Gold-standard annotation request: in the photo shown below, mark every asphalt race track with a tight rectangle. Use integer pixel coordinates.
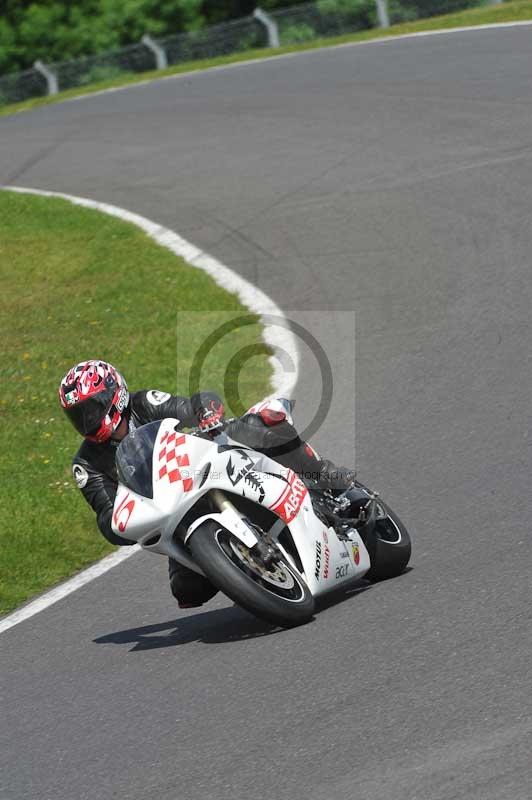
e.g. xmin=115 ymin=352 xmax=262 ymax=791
xmin=2 ymin=26 xmax=532 ymax=800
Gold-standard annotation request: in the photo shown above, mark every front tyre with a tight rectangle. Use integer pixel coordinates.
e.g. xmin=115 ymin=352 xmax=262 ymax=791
xmin=365 ymin=501 xmax=412 ymax=582
xmin=188 ymin=521 xmax=315 ymax=628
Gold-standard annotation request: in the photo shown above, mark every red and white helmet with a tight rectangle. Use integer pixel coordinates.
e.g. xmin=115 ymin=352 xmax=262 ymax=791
xmin=59 ymin=360 xmax=129 ymax=443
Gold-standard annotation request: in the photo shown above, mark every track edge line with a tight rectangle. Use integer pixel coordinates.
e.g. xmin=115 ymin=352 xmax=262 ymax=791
xmin=35 ymin=19 xmax=532 ymax=107
xmin=0 ymin=185 xmax=299 ymax=633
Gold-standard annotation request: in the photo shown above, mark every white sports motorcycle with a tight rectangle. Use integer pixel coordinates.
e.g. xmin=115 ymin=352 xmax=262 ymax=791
xmin=112 ymin=400 xmax=411 ymax=628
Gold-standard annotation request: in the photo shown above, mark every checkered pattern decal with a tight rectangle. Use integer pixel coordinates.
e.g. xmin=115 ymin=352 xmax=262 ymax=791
xmin=157 ymin=431 xmax=193 ymax=491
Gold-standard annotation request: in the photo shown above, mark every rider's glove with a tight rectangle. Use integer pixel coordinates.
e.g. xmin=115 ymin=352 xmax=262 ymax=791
xmin=198 ymin=401 xmax=225 ymax=435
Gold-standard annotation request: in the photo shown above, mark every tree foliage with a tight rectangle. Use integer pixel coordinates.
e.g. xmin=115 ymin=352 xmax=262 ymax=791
xmin=0 ymin=0 xmax=222 ymax=73
xmin=1 ymin=0 xmax=476 ymax=76
xmin=0 ymin=0 xmax=396 ymax=75
xmin=0 ymin=0 xmax=322 ymax=73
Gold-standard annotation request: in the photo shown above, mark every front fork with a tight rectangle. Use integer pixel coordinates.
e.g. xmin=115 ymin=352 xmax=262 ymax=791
xmin=209 ymin=489 xmax=281 ymax=566
xmin=185 ymin=489 xmax=259 ymax=548
xmin=210 ymin=488 xmax=239 ymax=515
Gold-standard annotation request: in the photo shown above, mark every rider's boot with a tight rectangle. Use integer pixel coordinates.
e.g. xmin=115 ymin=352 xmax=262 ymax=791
xmin=228 ymin=412 xmax=356 ymax=498
xmin=272 ymin=438 xmax=356 ymax=497
xmin=315 ymin=458 xmax=356 ymax=496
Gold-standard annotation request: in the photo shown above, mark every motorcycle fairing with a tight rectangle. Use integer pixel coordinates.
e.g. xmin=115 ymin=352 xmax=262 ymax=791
xmin=112 ymin=418 xmax=370 ymax=597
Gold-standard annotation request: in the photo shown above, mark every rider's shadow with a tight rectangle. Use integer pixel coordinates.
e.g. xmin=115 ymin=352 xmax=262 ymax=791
xmin=93 ymin=605 xmax=281 ymax=652
xmin=93 ymin=581 xmax=378 ymax=652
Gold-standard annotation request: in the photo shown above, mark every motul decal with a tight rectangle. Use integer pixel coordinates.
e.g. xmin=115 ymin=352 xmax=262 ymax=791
xmin=113 ymin=493 xmax=136 ymax=533
xmin=315 ymin=540 xmax=322 ymax=580
xmin=270 ymin=471 xmax=308 ymax=524
xmin=314 ymin=532 xmax=330 ymax=580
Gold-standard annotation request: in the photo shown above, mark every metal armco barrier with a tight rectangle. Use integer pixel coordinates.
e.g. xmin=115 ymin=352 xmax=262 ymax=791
xmin=0 ymin=0 xmax=491 ymax=107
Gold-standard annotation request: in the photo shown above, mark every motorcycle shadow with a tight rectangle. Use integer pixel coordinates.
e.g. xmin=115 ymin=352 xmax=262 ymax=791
xmin=93 ymin=574 xmax=407 ymax=652
xmin=315 ymin=568 xmax=413 ymax=613
xmin=93 ymin=604 xmax=281 ymax=652
xmin=314 ymin=579 xmax=372 ymax=614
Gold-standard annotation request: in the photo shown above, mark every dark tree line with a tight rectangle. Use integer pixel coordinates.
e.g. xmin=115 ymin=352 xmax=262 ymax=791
xmin=0 ymin=0 xmax=483 ymax=75
xmin=0 ymin=0 xmax=308 ymax=74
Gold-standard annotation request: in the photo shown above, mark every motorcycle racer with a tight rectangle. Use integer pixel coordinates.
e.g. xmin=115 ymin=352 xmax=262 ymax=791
xmin=59 ymin=359 xmax=353 ymax=608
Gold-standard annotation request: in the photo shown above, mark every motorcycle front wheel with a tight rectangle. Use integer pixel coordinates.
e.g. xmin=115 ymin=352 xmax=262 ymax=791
xmin=188 ymin=521 xmax=315 ymax=628
xmin=365 ymin=500 xmax=412 ymax=582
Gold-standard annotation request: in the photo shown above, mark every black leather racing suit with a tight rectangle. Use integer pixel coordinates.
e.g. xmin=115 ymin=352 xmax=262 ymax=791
xmin=72 ymin=389 xmax=324 ymax=607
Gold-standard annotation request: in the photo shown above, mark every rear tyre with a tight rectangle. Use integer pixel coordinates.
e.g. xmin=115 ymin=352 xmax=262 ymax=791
xmin=188 ymin=521 xmax=315 ymax=628
xmin=365 ymin=501 xmax=412 ymax=582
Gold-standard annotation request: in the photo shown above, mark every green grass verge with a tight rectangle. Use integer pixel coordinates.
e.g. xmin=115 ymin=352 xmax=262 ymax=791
xmin=0 ymin=190 xmax=272 ymax=615
xmin=1 ymin=1 xmax=532 ymax=118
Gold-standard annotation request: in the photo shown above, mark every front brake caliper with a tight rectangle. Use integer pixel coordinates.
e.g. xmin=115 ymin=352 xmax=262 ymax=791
xmin=251 ymin=539 xmax=282 ymax=567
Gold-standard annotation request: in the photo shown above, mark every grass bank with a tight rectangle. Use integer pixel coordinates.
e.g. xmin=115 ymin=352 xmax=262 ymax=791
xmin=0 ymin=190 xmax=272 ymax=615
xmin=1 ymin=1 xmax=532 ymax=118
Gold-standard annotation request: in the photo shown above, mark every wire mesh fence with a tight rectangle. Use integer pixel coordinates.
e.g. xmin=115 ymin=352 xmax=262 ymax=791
xmin=389 ymin=0 xmax=486 ymax=23
xmin=0 ymin=0 xmax=498 ymax=107
xmin=271 ymin=1 xmax=375 ymax=43
xmin=52 ymin=43 xmax=154 ymax=92
xmin=160 ymin=16 xmax=266 ymax=65
xmin=0 ymin=68 xmax=48 ymax=106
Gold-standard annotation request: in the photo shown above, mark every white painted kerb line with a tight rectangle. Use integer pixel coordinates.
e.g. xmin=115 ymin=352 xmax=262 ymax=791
xmin=0 ymin=186 xmax=299 ymax=634
xmin=6 ymin=186 xmax=299 ymax=400
xmin=0 ymin=547 xmax=139 ymax=634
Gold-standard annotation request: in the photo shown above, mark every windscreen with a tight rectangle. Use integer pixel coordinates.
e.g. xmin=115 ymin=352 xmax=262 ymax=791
xmin=116 ymin=420 xmax=162 ymax=499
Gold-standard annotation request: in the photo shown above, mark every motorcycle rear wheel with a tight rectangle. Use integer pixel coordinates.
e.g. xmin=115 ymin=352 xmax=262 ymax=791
xmin=365 ymin=501 xmax=412 ymax=582
xmin=188 ymin=521 xmax=315 ymax=628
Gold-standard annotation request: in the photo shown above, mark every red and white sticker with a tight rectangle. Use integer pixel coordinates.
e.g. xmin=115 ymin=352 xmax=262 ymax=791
xmin=157 ymin=430 xmax=193 ymax=492
xmin=113 ymin=493 xmax=136 ymax=533
xmin=270 ymin=471 xmax=308 ymax=524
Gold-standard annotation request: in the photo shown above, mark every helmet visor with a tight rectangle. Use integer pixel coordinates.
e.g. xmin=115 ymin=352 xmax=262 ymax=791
xmin=64 ymin=387 xmax=115 ymax=436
